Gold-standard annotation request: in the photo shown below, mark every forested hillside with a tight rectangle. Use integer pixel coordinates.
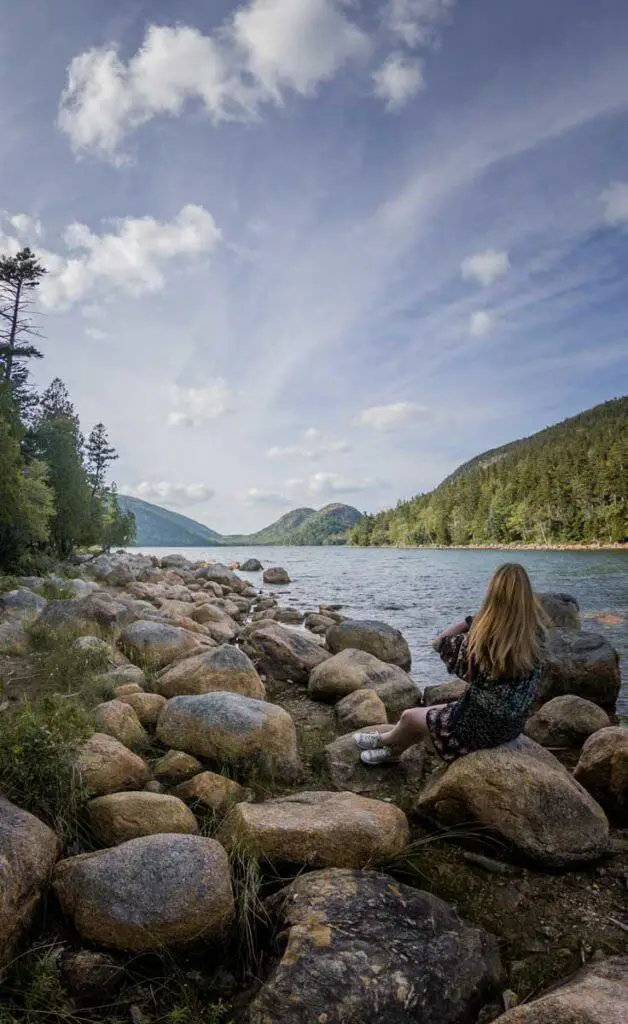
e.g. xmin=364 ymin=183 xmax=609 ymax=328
xmin=118 ymin=496 xmax=222 ymax=547
xmin=0 ymin=247 xmax=134 ymax=572
xmin=239 ymin=503 xmax=362 ymax=545
xmin=350 ymin=398 xmax=627 ymax=547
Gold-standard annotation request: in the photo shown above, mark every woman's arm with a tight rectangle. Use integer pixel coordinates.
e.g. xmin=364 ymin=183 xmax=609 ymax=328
xmin=432 ymin=617 xmax=472 ymax=649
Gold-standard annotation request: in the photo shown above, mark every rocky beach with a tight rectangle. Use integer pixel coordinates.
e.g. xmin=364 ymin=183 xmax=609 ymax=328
xmin=0 ymin=552 xmax=626 ymax=1024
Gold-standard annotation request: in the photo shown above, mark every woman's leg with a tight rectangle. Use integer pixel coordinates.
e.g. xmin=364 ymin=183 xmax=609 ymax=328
xmin=377 ymin=703 xmax=448 ymax=754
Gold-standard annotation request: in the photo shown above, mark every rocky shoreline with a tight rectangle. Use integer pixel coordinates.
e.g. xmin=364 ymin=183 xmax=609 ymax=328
xmin=0 ymin=552 xmax=626 ymax=1023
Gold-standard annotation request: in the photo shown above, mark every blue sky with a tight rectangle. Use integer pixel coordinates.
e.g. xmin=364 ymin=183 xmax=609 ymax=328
xmin=1 ymin=0 xmax=627 ymax=531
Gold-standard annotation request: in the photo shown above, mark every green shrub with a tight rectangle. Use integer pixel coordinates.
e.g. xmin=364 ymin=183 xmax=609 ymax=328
xmin=36 ymin=580 xmax=77 ymax=601
xmin=0 ymin=694 xmax=92 ymax=840
xmin=27 ymin=623 xmax=110 ymax=701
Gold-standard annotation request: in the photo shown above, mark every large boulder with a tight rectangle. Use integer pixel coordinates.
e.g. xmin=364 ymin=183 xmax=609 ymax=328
xmin=242 ymin=622 xmax=330 ymax=683
xmin=241 ymin=559 xmax=262 ymax=572
xmin=156 ymin=692 xmax=299 ymax=783
xmin=540 ymin=630 xmax=620 ymax=711
xmin=304 ymin=612 xmax=336 ymax=635
xmin=194 ymin=563 xmax=248 ymax=594
xmin=53 ymin=834 xmax=234 ymax=951
xmin=326 ymin=619 xmax=412 ymax=670
xmin=156 ymin=645 xmax=265 ymax=700
xmin=263 ymin=566 xmax=291 ymax=585
xmin=423 ymin=679 xmax=468 ymax=706
xmin=118 ymin=620 xmax=202 ymax=669
xmin=173 ymin=772 xmax=249 ymax=816
xmin=417 ymin=735 xmax=609 ymax=866
xmin=525 ymin=695 xmax=610 ymax=748
xmin=86 ymin=792 xmax=199 ymax=846
xmin=0 ymin=797 xmax=61 ymax=970
xmin=152 ymin=750 xmax=203 ymax=785
xmin=274 ymin=607 xmax=305 ymax=625
xmin=537 ymin=591 xmax=581 ymax=629
xmin=36 ymin=599 xmax=93 ymax=630
xmin=117 ymin=692 xmax=167 ymax=727
xmin=75 ymin=733 xmax=151 ymax=795
xmin=492 ymin=955 xmax=628 ymax=1024
xmin=335 ymin=688 xmax=388 ymax=729
xmin=0 ymin=588 xmax=47 ymax=617
xmin=574 ymin=727 xmax=628 ymax=824
xmin=245 ymin=868 xmax=502 ymax=1024
xmin=93 ymin=700 xmax=150 ymax=750
xmin=216 ymin=791 xmax=409 ymax=869
xmin=322 ymin=730 xmax=425 ymax=798
xmin=188 ymin=603 xmax=239 ymax=642
xmin=308 ymin=648 xmax=421 ymax=717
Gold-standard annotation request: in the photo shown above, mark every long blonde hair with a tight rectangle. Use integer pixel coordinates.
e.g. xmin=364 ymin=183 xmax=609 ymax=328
xmin=467 ymin=563 xmax=548 ymax=679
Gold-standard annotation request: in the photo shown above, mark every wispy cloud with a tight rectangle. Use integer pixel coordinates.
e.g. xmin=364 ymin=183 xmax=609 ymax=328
xmin=168 ymin=381 xmax=235 ymax=427
xmin=120 ymin=482 xmax=215 ymax=506
xmin=601 ymin=182 xmax=628 ymax=226
xmin=357 ymin=402 xmax=431 ymax=431
xmin=461 ymin=249 xmax=510 ymax=287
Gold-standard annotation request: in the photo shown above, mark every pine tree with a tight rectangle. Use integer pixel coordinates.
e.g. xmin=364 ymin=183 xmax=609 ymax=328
xmin=0 ymin=247 xmax=47 ymax=388
xmin=86 ymin=423 xmax=118 ymax=495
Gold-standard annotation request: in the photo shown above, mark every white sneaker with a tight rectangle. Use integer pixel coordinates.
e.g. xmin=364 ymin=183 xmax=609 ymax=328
xmin=360 ymin=747 xmax=394 ymax=765
xmin=353 ymin=732 xmax=385 ymax=750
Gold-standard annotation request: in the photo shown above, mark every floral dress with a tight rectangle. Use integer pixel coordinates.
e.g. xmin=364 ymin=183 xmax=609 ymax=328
xmin=426 ymin=617 xmax=542 ymax=763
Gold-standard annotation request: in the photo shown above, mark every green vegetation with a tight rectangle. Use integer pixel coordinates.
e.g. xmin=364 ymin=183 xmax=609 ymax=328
xmin=121 ymin=497 xmax=362 ymax=547
xmin=0 ymin=246 xmax=135 ymax=573
xmin=350 ymin=398 xmax=627 ymax=547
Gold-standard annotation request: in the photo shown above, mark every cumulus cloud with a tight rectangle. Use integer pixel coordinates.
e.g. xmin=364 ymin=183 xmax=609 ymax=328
xmin=469 ymin=310 xmax=493 ymax=337
xmin=8 ymin=213 xmax=43 ymax=239
xmin=601 ymin=182 xmax=628 ymax=225
xmin=58 ymin=4 xmax=370 ymax=161
xmin=266 ymin=427 xmax=350 ymax=459
xmin=357 ymin=401 xmax=429 ymax=431
xmin=461 ymin=248 xmax=510 ymax=287
xmin=120 ymin=482 xmax=215 ymax=506
xmin=168 ymin=380 xmax=235 ymax=427
xmin=245 ymin=487 xmax=293 ymax=506
xmin=383 ymin=0 xmax=456 ymax=48
xmin=305 ymin=471 xmax=377 ymax=495
xmin=1 ymin=206 xmax=220 ymax=310
xmin=373 ymin=54 xmax=424 ymax=109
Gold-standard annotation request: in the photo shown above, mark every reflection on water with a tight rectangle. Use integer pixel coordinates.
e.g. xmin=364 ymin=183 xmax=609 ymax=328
xmin=132 ymin=546 xmax=627 ymax=717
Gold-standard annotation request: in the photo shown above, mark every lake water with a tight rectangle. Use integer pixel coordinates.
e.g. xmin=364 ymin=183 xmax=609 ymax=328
xmin=132 ymin=546 xmax=628 ymax=718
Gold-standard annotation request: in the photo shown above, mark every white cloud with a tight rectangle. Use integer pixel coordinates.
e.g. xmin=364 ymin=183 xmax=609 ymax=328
xmin=9 ymin=213 xmax=43 ymax=239
xmin=58 ymin=5 xmax=370 ymax=161
xmin=601 ymin=181 xmax=628 ymax=226
xmin=384 ymin=0 xmax=456 ymax=48
xmin=245 ymin=487 xmax=292 ymax=506
xmin=266 ymin=427 xmax=350 ymax=459
xmin=469 ymin=310 xmax=493 ymax=337
xmin=168 ymin=380 xmax=235 ymax=427
xmin=461 ymin=249 xmax=510 ymax=287
xmin=373 ymin=54 xmax=424 ymax=109
xmin=305 ymin=471 xmax=377 ymax=495
xmin=120 ymin=482 xmax=215 ymax=506
xmin=85 ymin=327 xmax=107 ymax=341
xmin=26 ymin=205 xmax=220 ymax=309
xmin=357 ymin=401 xmax=429 ymax=431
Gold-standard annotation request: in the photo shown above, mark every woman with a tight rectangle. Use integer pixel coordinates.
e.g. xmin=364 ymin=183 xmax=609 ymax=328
xmin=354 ymin=563 xmax=548 ymax=765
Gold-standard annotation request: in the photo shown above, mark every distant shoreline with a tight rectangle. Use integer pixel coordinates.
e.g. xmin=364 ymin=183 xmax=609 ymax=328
xmin=349 ymin=542 xmax=627 ymax=552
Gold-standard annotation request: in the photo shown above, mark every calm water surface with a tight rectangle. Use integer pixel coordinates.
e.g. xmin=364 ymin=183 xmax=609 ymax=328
xmin=133 ymin=546 xmax=628 ymax=717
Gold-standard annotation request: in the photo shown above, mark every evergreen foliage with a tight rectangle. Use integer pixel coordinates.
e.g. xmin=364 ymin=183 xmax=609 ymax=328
xmin=0 ymin=247 xmax=47 ymax=390
xmin=350 ymin=398 xmax=627 ymax=548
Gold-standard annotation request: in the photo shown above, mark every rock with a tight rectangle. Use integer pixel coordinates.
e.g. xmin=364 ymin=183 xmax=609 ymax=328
xmin=93 ymin=700 xmax=150 ymax=750
xmin=322 ymin=730 xmax=425 ymax=798
xmin=245 ymin=868 xmax=502 ymax=1024
xmin=217 ymin=791 xmax=409 ymax=868
xmin=335 ymin=689 xmax=388 ymax=729
xmin=263 ymin=567 xmax=291 ymax=585
xmin=423 ymin=679 xmax=468 ymax=705
xmin=417 ymin=735 xmax=609 ymax=866
xmin=156 ymin=692 xmax=299 ymax=783
xmin=117 ymin=692 xmax=167 ymax=727
xmin=304 ymin=612 xmax=336 ymax=635
xmin=173 ymin=772 xmax=249 ymax=815
xmin=98 ymin=665 xmax=147 ymax=692
xmin=118 ymin=620 xmax=202 ymax=669
xmin=153 ymin=750 xmax=203 ymax=785
xmin=114 ymin=682 xmax=143 ymax=697
xmin=36 ymin=598 xmax=92 ymax=630
xmin=73 ymin=635 xmax=118 ymax=663
xmin=242 ymin=622 xmax=330 ymax=683
xmin=241 ymin=559 xmax=263 ymax=572
xmin=61 ymin=950 xmax=124 ymax=1005
xmin=53 ymin=834 xmax=234 ymax=951
xmin=255 ymin=597 xmax=277 ymax=611
xmin=308 ymin=648 xmax=421 ymax=717
xmin=540 ymin=630 xmax=621 ymax=712
xmin=491 ymin=955 xmax=628 ymax=1023
xmin=274 ymin=607 xmax=305 ymax=625
xmin=194 ymin=563 xmax=248 ymax=594
xmin=574 ymin=727 xmax=628 ymax=824
xmin=537 ymin=591 xmax=581 ymax=629
xmin=160 ymin=554 xmax=192 ymax=569
xmin=0 ymin=588 xmax=47 ymax=616
xmin=156 ymin=645 xmax=265 ymax=700
xmin=75 ymin=734 xmax=151 ymax=795
xmin=189 ymin=603 xmax=239 ymax=642
xmin=525 ymin=695 xmax=610 ymax=748
xmin=326 ymin=619 xmax=412 ymax=670
xmin=0 ymin=797 xmax=61 ymax=969
xmin=86 ymin=792 xmax=199 ymax=845
xmin=144 ymin=780 xmax=163 ymax=794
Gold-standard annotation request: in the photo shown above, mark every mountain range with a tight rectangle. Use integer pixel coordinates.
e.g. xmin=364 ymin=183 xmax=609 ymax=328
xmin=118 ymin=496 xmax=362 ymax=547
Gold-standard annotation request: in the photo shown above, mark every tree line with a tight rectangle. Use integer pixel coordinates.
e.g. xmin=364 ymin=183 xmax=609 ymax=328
xmin=0 ymin=247 xmax=135 ymax=573
xmin=349 ymin=398 xmax=627 ymax=548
